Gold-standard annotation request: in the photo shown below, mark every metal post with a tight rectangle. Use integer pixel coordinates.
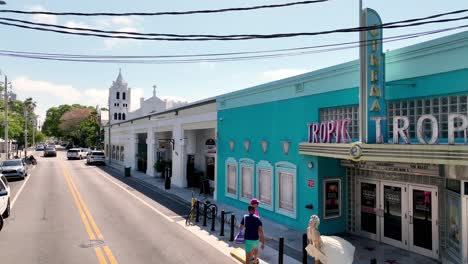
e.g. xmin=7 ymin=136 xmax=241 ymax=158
xmin=220 ymin=210 xmax=225 ymax=236
xmin=229 ymin=214 xmax=235 ymax=242
xmin=302 ymin=233 xmax=308 ymax=264
xmin=203 ymin=205 xmax=207 ymax=226
xmin=108 ymin=97 xmax=111 ymax=165
xmin=195 ymin=200 xmax=200 ymax=222
xmin=24 ymin=108 xmax=27 ymax=157
xmin=4 ymin=75 xmax=8 ymax=159
xmin=211 ymin=209 xmax=215 ymax=231
xmin=32 ymin=117 xmax=35 ymax=148
xmin=278 ymin=237 xmax=284 ymax=264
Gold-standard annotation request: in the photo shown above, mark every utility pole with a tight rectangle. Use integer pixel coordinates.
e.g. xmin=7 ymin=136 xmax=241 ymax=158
xmin=4 ymin=75 xmax=8 ymax=159
xmin=32 ymin=116 xmax=36 ymax=148
xmin=24 ymin=108 xmax=27 ymax=157
xmin=108 ymin=97 xmax=111 ymax=165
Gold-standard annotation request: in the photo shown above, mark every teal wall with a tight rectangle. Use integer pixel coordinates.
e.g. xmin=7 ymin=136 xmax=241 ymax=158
xmin=216 ymin=31 xmax=468 ymax=232
xmin=217 ymin=88 xmax=357 ymax=232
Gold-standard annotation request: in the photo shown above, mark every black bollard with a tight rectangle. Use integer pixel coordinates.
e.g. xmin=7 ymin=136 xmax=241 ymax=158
xmin=220 ymin=210 xmax=225 ymax=236
xmin=229 ymin=214 xmax=235 ymax=242
xmin=203 ymin=205 xmax=207 ymax=226
xmin=278 ymin=237 xmax=284 ymax=264
xmin=370 ymin=259 xmax=377 ymax=264
xmin=211 ymin=209 xmax=216 ymax=231
xmin=195 ymin=201 xmax=200 ymax=222
xmin=302 ymin=233 xmax=308 ymax=264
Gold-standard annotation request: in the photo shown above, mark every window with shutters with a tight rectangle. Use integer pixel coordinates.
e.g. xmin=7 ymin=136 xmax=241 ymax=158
xmin=275 ymin=161 xmax=297 ymax=218
xmin=240 ymin=159 xmax=254 ymax=202
xmin=225 ymin=158 xmax=238 ymax=199
xmin=256 ymin=161 xmax=273 ymax=210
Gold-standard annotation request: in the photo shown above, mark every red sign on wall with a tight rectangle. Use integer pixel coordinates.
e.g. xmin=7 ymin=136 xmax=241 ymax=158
xmin=307 ymin=180 xmax=315 ymax=188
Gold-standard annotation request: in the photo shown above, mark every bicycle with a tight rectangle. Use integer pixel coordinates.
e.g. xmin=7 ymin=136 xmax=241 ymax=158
xmin=223 ymin=211 xmax=237 ymax=227
xmin=185 ymin=193 xmax=218 ymax=226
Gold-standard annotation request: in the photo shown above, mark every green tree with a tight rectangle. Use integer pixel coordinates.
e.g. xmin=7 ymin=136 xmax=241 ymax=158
xmin=42 ymin=104 xmax=72 ymax=138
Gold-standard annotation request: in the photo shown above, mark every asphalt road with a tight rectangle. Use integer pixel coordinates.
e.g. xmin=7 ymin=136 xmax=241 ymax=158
xmin=0 ymin=150 xmax=236 ymax=264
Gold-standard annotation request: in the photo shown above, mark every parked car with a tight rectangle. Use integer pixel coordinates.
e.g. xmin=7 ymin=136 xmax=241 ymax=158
xmin=0 ymin=175 xmax=11 ymax=230
xmin=0 ymin=159 xmax=28 ymax=179
xmin=44 ymin=146 xmax=57 ymax=157
xmin=86 ymin=151 xmax=106 ymax=165
xmin=67 ymin=148 xmax=86 ymax=160
xmin=36 ymin=144 xmax=45 ymax=151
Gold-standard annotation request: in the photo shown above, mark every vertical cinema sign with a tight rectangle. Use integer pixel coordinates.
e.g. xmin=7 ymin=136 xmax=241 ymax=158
xmin=360 ymin=8 xmax=387 ymax=144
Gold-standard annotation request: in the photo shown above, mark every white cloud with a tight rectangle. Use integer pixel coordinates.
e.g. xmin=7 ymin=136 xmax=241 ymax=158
xmin=261 ymin=69 xmax=308 ymax=82
xmin=13 ymin=76 xmax=81 ymax=101
xmin=199 ymin=62 xmax=216 ymax=69
xmin=64 ymin=20 xmax=90 ymax=29
xmin=103 ymin=27 xmax=139 ymax=49
xmin=130 ymin=88 xmax=144 ymax=111
xmin=27 ymin=5 xmax=57 ymax=25
xmin=110 ymin=17 xmax=135 ymax=26
xmin=12 ymin=76 xmax=110 ymax=119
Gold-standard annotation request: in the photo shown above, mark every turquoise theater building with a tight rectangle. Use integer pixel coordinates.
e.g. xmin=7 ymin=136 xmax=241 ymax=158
xmin=216 ymin=29 xmax=468 ymax=263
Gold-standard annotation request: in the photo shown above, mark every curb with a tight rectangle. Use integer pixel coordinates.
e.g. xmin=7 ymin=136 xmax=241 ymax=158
xmin=102 ymin=164 xmax=309 ymax=263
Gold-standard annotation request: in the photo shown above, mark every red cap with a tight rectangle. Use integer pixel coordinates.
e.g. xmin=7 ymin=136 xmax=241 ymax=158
xmin=250 ymin=198 xmax=260 ymax=205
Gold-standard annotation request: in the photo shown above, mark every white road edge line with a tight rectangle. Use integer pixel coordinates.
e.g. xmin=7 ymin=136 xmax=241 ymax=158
xmin=94 ymin=169 xmax=174 ymax=222
xmin=10 ymin=173 xmax=32 ymax=210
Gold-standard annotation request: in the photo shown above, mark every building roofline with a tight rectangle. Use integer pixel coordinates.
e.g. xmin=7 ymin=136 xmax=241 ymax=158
xmin=104 ymin=97 xmax=216 ymax=127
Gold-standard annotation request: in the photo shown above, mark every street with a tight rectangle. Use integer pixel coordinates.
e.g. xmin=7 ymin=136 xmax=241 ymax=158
xmin=0 ymin=149 xmax=236 ymax=264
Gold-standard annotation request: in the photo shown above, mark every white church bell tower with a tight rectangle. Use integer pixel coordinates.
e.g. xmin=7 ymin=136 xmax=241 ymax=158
xmin=109 ymin=69 xmax=131 ymax=124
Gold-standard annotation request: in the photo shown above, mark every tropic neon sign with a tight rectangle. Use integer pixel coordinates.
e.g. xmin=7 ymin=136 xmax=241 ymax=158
xmin=307 ymin=118 xmax=351 ymax=143
xmin=307 ymin=113 xmax=468 ymax=145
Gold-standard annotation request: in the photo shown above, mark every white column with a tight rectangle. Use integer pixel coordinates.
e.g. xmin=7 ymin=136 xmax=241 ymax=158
xmin=127 ymin=132 xmax=137 ymax=169
xmin=146 ymin=128 xmax=155 ymax=176
xmin=171 ymin=124 xmax=186 ymax=187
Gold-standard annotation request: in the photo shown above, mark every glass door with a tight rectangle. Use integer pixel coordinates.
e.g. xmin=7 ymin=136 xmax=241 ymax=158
xmin=409 ymin=185 xmax=438 ymax=258
xmin=357 ymin=180 xmax=380 ymax=240
xmin=380 ymin=182 xmax=407 ymax=249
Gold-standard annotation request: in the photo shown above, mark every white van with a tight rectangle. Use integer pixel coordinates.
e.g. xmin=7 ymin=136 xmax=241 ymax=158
xmin=0 ymin=175 xmax=11 ymax=230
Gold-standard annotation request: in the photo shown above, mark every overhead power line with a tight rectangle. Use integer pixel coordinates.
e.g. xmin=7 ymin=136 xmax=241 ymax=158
xmin=0 ymin=26 xmax=459 ymax=59
xmin=0 ymin=1 xmax=328 ymax=16
xmin=0 ymin=24 xmax=465 ymax=64
xmin=0 ymin=9 xmax=468 ymax=41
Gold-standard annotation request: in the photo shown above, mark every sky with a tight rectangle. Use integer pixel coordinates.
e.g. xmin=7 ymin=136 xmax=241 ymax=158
xmin=1 ymin=0 xmax=468 ymax=125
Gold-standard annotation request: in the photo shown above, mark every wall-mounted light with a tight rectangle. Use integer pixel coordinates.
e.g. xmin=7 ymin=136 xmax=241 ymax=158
xmin=261 ymin=140 xmax=268 ymax=154
xmin=229 ymin=140 xmax=235 ymax=152
xmin=307 ymin=162 xmax=314 ymax=169
xmin=282 ymin=141 xmax=291 ymax=155
xmin=244 ymin=140 xmax=250 ymax=152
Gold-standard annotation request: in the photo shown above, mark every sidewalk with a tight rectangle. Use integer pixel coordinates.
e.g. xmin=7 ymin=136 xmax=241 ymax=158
xmin=105 ymin=163 xmax=439 ymax=264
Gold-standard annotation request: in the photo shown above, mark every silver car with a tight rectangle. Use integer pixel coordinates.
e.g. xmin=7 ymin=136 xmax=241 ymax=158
xmin=0 ymin=159 xmax=28 ymax=179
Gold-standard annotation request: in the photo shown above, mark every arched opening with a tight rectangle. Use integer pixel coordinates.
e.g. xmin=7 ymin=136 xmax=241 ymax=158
xmin=123 ymin=92 xmax=126 ymax=100
xmin=122 ymin=113 xmax=126 ymax=120
xmin=118 ymin=113 xmax=122 ymax=120
xmin=114 ymin=113 xmax=117 ymax=120
xmin=116 ymin=92 xmax=120 ymax=99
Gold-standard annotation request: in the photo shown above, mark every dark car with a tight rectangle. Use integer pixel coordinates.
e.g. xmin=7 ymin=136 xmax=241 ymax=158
xmin=44 ymin=146 xmax=57 ymax=157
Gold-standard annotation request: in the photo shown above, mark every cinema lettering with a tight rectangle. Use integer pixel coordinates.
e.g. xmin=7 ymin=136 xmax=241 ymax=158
xmin=307 ymin=113 xmax=468 ymax=145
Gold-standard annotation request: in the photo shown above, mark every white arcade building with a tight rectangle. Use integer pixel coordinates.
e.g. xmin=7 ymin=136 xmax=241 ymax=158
xmin=103 ymin=70 xmax=218 ymax=197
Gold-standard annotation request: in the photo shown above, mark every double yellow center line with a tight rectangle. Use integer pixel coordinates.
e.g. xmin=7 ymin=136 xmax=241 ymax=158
xmin=62 ymin=163 xmax=118 ymax=264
